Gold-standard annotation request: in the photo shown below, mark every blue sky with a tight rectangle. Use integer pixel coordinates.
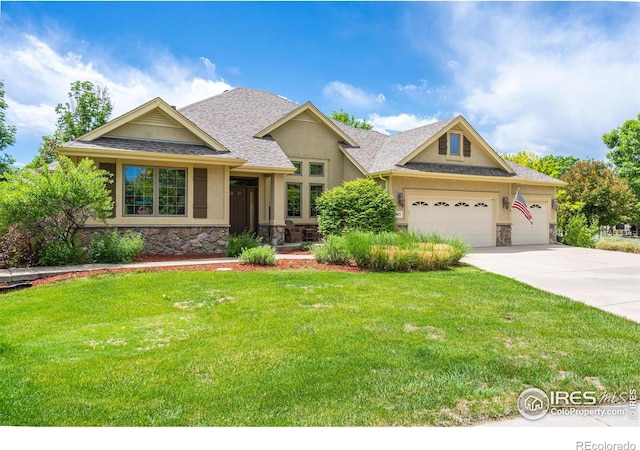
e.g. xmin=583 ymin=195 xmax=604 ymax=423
xmin=1 ymin=1 xmax=638 ymax=165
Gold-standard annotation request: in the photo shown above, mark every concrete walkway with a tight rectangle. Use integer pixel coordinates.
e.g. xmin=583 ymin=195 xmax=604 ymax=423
xmin=0 ymin=254 xmax=315 ymax=284
xmin=463 ymin=244 xmax=640 ymax=324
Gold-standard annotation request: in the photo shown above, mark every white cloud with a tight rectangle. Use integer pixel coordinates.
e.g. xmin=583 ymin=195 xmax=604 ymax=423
xmin=322 ymin=81 xmax=386 ymax=110
xmin=0 ymin=32 xmax=233 ymax=143
xmin=405 ymin=3 xmax=640 ymax=158
xmin=368 ymin=113 xmax=439 ymax=134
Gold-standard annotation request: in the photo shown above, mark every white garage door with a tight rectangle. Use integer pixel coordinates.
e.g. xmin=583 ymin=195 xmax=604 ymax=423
xmin=512 ymin=202 xmax=548 ymax=245
xmin=408 ymin=198 xmax=495 ymax=247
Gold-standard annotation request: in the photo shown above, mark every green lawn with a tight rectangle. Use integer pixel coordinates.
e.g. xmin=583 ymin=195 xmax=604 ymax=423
xmin=1 ymin=267 xmax=639 ymax=426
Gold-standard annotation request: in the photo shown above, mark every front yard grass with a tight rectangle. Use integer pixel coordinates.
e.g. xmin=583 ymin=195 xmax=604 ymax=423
xmin=1 ymin=267 xmax=639 ymax=426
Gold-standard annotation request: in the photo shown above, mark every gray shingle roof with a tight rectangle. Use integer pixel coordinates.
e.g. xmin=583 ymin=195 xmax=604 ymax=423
xmin=179 ymin=88 xmax=298 ymax=169
xmin=66 ymin=137 xmax=239 ymax=159
xmin=65 ymin=88 xmax=563 ymax=184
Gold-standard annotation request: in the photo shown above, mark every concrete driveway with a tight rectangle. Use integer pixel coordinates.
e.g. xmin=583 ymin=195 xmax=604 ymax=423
xmin=463 ymin=244 xmax=640 ymax=324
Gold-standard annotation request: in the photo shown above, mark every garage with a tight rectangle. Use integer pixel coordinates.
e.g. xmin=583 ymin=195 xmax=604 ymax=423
xmin=408 ymin=197 xmax=495 ymax=247
xmin=512 ymin=202 xmax=548 ymax=245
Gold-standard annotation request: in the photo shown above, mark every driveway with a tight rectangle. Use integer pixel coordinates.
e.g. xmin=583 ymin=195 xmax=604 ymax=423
xmin=463 ymin=244 xmax=640 ymax=324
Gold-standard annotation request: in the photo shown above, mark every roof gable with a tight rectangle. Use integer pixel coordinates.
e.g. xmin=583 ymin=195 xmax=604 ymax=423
xmin=254 ymin=102 xmax=359 ymax=147
xmin=78 ymin=98 xmax=230 ymax=152
xmin=397 ymin=116 xmax=514 ymax=173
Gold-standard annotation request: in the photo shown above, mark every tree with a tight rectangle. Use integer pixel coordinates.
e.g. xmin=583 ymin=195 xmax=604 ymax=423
xmin=315 ymin=178 xmax=395 ymax=236
xmin=331 ymin=109 xmax=373 ymax=130
xmin=0 ymin=156 xmax=114 ymax=265
xmin=0 ymin=80 xmax=17 ymax=180
xmin=30 ymin=81 xmax=113 ymax=167
xmin=603 ymin=114 xmax=640 ymax=221
xmin=560 ymin=160 xmax=636 ymax=229
xmin=55 ymin=80 xmax=113 ymax=142
xmin=502 ymin=150 xmax=579 ymax=179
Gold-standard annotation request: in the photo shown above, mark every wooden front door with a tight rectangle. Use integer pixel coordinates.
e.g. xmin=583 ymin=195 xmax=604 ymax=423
xmin=229 ymin=186 xmax=257 ymax=235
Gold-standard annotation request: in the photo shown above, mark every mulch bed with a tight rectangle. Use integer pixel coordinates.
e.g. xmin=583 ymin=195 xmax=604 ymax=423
xmin=29 ymin=258 xmax=362 ymax=287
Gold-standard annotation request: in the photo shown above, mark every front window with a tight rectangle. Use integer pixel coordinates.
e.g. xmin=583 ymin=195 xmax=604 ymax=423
xmin=124 ymin=166 xmax=186 ymax=216
xmin=449 ymin=133 xmax=461 ymax=156
xmin=309 ymin=184 xmax=324 ymax=217
xmin=287 ymin=183 xmax=301 ymax=217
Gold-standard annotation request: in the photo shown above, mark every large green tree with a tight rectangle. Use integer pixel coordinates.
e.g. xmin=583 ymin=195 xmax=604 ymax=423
xmin=0 ymin=80 xmax=17 ymax=180
xmin=603 ymin=114 xmax=640 ymax=217
xmin=560 ymin=160 xmax=636 ymax=229
xmin=502 ymin=150 xmax=579 ymax=179
xmin=331 ymin=109 xmax=373 ymax=130
xmin=31 ymin=80 xmax=113 ymax=167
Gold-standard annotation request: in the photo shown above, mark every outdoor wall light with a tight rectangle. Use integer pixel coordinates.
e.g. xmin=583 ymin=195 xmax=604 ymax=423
xmin=552 ymin=198 xmax=558 ymax=210
xmin=502 ymin=196 xmax=510 ymax=209
xmin=397 ymin=192 xmax=405 ymax=207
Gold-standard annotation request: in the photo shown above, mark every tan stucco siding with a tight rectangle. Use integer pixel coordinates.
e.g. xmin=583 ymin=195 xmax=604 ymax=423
xmin=104 ymin=123 xmax=207 ymax=145
xmin=271 ymin=115 xmax=352 ymax=224
xmin=409 ymin=126 xmax=501 ymax=168
xmin=270 ymin=115 xmax=345 ymax=190
xmin=83 ymin=157 xmax=228 ymax=226
xmin=342 ymin=154 xmax=363 ymax=181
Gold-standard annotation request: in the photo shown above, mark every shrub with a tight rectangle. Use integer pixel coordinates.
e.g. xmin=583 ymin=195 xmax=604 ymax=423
xmin=226 ymin=231 xmax=262 ymax=257
xmin=316 ymin=178 xmax=396 ymax=237
xmin=89 ymin=229 xmax=145 ymax=264
xmin=298 ymin=241 xmax=314 ymax=251
xmin=239 ymin=246 xmax=276 ymax=266
xmin=312 ymin=235 xmax=350 ymax=265
xmin=563 ymin=213 xmax=596 ymax=248
xmin=0 ymin=226 xmax=41 ymax=268
xmin=38 ymin=240 xmax=86 ymax=266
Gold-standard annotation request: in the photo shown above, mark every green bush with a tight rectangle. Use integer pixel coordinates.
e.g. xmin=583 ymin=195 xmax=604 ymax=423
xmin=313 ymin=230 xmax=470 ymax=271
xmin=563 ymin=213 xmax=596 ymax=248
xmin=316 ymin=178 xmax=396 ymax=237
xmin=312 ymin=235 xmax=350 ymax=265
xmin=226 ymin=231 xmax=262 ymax=257
xmin=38 ymin=240 xmax=86 ymax=266
xmin=89 ymin=229 xmax=145 ymax=264
xmin=239 ymin=246 xmax=276 ymax=266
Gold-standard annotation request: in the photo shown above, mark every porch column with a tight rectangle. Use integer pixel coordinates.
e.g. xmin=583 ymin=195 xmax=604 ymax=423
xmin=268 ymin=173 xmax=286 ymax=245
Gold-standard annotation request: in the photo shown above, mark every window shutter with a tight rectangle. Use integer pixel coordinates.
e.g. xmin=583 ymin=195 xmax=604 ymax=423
xmin=463 ymin=137 xmax=471 ymax=157
xmin=438 ymin=135 xmax=447 ymax=155
xmin=99 ymin=163 xmax=116 ymax=218
xmin=193 ymin=168 xmax=208 ymax=219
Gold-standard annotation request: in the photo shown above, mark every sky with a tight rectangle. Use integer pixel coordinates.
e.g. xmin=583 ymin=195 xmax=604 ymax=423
xmin=0 ymin=1 xmax=638 ymax=166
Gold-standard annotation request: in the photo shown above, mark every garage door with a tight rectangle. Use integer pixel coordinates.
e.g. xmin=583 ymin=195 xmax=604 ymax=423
xmin=408 ymin=198 xmax=495 ymax=247
xmin=512 ymin=202 xmax=548 ymax=245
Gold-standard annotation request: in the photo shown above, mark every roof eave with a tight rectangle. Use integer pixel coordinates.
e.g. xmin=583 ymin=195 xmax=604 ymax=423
xmin=59 ymin=145 xmax=247 ymax=167
xmin=380 ymin=169 xmax=565 ymax=186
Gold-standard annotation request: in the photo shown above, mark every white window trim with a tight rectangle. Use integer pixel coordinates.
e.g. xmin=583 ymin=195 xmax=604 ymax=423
xmin=446 ymin=131 xmax=465 ymax=162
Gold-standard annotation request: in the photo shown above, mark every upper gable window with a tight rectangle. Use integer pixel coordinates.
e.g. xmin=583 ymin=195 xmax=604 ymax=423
xmin=309 ymin=162 xmax=325 ymax=177
xmin=450 ymin=133 xmax=461 ymax=156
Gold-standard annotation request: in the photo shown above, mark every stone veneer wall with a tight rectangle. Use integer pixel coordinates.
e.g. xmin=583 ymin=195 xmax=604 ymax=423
xmin=258 ymin=224 xmax=286 ymax=246
xmin=79 ymin=226 xmax=230 ymax=255
xmin=496 ymin=223 xmax=512 ymax=246
xmin=549 ymin=223 xmax=557 ymax=244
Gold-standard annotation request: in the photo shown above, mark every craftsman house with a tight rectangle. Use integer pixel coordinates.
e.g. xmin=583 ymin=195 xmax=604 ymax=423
xmin=60 ymin=88 xmax=564 ymax=254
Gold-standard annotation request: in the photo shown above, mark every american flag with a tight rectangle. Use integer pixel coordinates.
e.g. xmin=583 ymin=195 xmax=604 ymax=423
xmin=512 ymin=190 xmax=534 ymax=226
